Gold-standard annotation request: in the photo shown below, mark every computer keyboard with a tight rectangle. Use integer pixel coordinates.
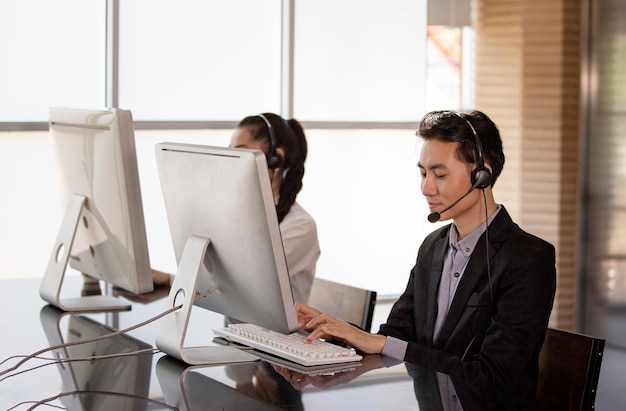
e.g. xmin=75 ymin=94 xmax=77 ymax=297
xmin=213 ymin=323 xmax=363 ymax=367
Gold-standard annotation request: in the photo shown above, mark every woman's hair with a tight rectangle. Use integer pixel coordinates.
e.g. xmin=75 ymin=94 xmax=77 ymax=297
xmin=417 ymin=110 xmax=505 ymax=186
xmin=237 ymin=113 xmax=308 ymax=222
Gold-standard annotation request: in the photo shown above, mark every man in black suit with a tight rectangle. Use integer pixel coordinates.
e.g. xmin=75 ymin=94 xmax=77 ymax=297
xmin=296 ymin=110 xmax=556 ymax=409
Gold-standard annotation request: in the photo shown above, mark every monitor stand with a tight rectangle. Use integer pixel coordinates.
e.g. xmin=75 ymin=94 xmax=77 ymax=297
xmin=40 ymin=194 xmax=131 ymax=312
xmin=156 ymin=235 xmax=260 ymax=365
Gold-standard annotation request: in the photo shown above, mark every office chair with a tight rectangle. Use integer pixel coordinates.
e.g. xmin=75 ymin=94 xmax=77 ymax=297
xmin=307 ymin=278 xmax=377 ymax=332
xmin=535 ymin=327 xmax=605 ymax=411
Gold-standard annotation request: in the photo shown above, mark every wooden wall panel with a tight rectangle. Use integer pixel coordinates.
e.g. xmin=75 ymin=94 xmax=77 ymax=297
xmin=474 ymin=0 xmax=581 ymax=329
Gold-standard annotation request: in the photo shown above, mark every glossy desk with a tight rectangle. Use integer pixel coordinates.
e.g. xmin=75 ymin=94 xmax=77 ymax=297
xmin=0 ymin=276 xmax=489 ymax=410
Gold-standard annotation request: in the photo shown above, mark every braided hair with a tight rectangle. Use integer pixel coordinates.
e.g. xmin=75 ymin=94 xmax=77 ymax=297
xmin=237 ymin=113 xmax=308 ymax=223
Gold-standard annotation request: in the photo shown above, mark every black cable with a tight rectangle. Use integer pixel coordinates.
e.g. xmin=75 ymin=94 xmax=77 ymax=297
xmin=482 ymin=191 xmax=493 ymax=304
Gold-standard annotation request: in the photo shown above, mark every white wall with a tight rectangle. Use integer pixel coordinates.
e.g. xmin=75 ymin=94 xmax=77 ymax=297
xmin=0 ymin=129 xmax=444 ymax=295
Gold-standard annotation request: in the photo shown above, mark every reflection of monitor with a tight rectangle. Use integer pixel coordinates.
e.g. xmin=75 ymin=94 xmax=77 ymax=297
xmin=154 ymin=142 xmax=298 ymax=365
xmin=40 ymin=305 xmax=153 ymax=411
xmin=40 ymin=107 xmax=153 ymax=312
xmin=156 ymin=356 xmax=283 ymax=411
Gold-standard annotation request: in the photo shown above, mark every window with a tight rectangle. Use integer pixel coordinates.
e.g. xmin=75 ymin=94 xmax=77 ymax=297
xmin=0 ymin=0 xmax=106 ymax=122
xmin=1 ymin=0 xmax=432 ymax=124
xmin=425 ymin=26 xmax=475 ymax=111
xmin=1 ymin=1 xmax=470 ymax=296
xmin=293 ymin=0 xmax=427 ymax=121
xmin=119 ymin=0 xmax=282 ymax=120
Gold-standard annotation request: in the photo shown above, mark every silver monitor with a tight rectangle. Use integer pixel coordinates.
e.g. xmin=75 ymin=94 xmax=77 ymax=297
xmin=40 ymin=107 xmax=153 ymax=312
xmin=154 ymin=142 xmax=298 ymax=365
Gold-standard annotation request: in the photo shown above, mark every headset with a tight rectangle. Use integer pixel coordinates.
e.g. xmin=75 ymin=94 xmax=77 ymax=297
xmin=451 ymin=111 xmax=492 ymax=190
xmin=257 ymin=113 xmax=283 ymax=169
xmin=452 ymin=111 xmax=494 ymax=303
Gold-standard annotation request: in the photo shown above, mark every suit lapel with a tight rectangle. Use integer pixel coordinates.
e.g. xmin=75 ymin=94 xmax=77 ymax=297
xmin=426 ymin=231 xmax=449 ymax=344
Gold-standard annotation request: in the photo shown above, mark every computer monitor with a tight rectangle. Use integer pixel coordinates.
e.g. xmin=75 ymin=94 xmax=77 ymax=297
xmin=154 ymin=142 xmax=298 ymax=365
xmin=40 ymin=107 xmax=153 ymax=312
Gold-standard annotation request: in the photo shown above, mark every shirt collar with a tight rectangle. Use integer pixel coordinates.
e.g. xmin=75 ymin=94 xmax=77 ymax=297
xmin=448 ymin=204 xmax=502 ymax=257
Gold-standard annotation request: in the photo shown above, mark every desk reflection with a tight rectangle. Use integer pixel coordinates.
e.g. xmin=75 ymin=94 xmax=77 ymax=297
xmin=39 ymin=305 xmax=155 ymax=411
xmin=157 ymin=350 xmax=506 ymax=411
xmin=157 ymin=356 xmax=303 ymax=410
xmin=37 ymin=301 xmax=495 ymax=411
xmin=405 ymin=362 xmax=497 ymax=411
xmin=270 ymin=354 xmax=385 ymax=391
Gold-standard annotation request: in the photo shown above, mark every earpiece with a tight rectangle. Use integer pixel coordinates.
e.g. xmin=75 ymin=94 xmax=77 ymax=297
xmin=452 ymin=112 xmax=492 ymax=189
xmin=257 ymin=113 xmax=283 ymax=169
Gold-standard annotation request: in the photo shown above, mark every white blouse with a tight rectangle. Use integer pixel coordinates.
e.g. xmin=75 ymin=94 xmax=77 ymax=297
xmin=279 ymin=201 xmax=320 ymax=304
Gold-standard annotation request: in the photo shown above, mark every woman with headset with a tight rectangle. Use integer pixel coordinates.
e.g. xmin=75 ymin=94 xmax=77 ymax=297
xmin=228 ymin=112 xmax=320 ymax=304
xmin=153 ymin=112 xmax=320 ymax=305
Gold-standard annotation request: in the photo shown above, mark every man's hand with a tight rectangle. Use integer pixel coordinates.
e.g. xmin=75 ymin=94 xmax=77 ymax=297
xmin=294 ymin=302 xmax=386 ymax=354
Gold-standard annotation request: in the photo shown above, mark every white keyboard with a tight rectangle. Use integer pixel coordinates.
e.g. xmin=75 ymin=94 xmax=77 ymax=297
xmin=213 ymin=323 xmax=362 ymax=367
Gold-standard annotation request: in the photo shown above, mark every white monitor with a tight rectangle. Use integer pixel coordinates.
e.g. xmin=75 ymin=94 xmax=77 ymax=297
xmin=40 ymin=107 xmax=153 ymax=312
xmin=154 ymin=142 xmax=298 ymax=365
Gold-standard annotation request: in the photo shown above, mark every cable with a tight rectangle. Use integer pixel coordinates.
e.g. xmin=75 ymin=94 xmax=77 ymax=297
xmin=9 ymin=347 xmax=158 ymax=365
xmin=0 ymin=284 xmax=218 ymax=378
xmin=0 ymin=348 xmax=159 ymax=383
xmin=7 ymin=390 xmax=179 ymax=411
xmin=482 ymin=191 xmax=494 ymax=303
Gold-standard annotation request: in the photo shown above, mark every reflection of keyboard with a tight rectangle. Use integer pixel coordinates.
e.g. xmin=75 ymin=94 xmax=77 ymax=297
xmin=213 ymin=323 xmax=362 ymax=367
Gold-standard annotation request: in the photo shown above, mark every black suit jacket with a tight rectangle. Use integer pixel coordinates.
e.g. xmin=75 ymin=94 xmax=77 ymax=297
xmin=378 ymin=206 xmax=556 ymax=409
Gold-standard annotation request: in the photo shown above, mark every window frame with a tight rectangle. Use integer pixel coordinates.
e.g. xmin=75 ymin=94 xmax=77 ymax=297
xmin=0 ymin=0 xmax=426 ymax=132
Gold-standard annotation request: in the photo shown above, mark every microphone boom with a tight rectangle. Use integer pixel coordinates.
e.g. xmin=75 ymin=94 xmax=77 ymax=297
xmin=427 ymin=181 xmax=481 ymax=223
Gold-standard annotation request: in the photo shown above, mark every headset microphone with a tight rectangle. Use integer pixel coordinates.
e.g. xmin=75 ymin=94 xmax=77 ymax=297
xmin=427 ymin=178 xmax=483 ymax=223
